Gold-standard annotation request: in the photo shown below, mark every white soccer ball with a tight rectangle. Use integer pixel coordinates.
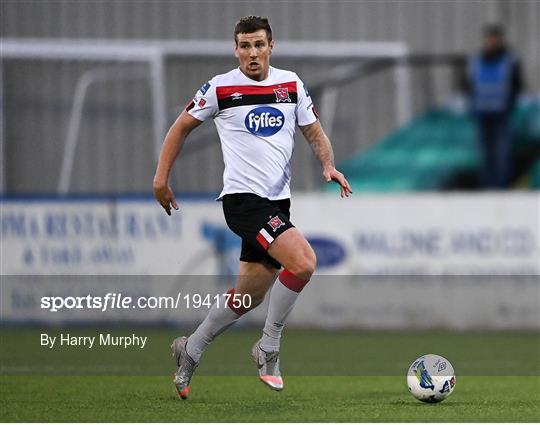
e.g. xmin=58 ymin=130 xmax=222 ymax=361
xmin=407 ymin=354 xmax=456 ymax=403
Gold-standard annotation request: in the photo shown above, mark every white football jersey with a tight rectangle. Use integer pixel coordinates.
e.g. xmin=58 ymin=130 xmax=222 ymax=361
xmin=186 ymin=66 xmax=318 ymax=200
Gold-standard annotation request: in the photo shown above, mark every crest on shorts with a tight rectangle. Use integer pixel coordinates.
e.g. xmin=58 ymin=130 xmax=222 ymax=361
xmin=274 ymin=87 xmax=291 ymax=103
xmin=268 ymin=216 xmax=285 ymax=232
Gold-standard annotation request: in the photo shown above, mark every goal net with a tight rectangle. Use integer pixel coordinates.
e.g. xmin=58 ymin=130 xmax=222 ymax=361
xmin=1 ymin=38 xmax=412 ymax=195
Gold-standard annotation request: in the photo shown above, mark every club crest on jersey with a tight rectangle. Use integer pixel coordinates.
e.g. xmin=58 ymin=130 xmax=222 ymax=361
xmin=274 ymin=87 xmax=291 ymax=102
xmin=245 ymin=106 xmax=284 ymax=137
xmin=231 ymin=92 xmax=243 ymax=100
xmin=198 ymin=98 xmax=206 ymax=107
xmin=268 ymin=216 xmax=285 ymax=232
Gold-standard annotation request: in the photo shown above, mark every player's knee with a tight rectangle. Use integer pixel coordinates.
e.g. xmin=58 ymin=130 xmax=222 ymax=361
xmin=299 ymin=257 xmax=316 ymax=281
xmin=288 ymin=250 xmax=316 ymax=281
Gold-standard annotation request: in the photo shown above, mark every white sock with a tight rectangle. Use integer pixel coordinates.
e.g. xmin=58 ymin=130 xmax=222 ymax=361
xmin=259 ymin=280 xmax=299 ymax=352
xmin=186 ymin=294 xmax=240 ymax=362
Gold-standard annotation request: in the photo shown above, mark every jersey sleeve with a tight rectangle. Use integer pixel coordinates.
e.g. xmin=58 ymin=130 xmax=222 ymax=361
xmin=295 ymin=75 xmax=319 ymax=126
xmin=185 ymin=80 xmax=219 ymax=122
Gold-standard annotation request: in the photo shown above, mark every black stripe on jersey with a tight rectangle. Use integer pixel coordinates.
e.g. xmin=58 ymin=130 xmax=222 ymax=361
xmin=218 ymin=93 xmax=298 ymax=111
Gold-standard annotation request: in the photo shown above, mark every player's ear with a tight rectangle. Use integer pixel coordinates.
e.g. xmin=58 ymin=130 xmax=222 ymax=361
xmin=269 ymin=39 xmax=274 ymax=55
xmin=234 ymin=44 xmax=239 ymax=59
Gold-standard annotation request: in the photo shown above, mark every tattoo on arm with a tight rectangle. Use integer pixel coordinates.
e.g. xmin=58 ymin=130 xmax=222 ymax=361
xmin=300 ymin=122 xmax=335 ymax=169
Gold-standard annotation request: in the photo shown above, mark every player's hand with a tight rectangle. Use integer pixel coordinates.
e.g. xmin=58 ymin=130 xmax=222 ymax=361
xmin=323 ymin=167 xmax=353 ymax=198
xmin=153 ymin=183 xmax=179 ymax=216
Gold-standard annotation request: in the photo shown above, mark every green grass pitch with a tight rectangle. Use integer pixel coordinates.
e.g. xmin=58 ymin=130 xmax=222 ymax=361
xmin=1 ymin=329 xmax=539 ymax=422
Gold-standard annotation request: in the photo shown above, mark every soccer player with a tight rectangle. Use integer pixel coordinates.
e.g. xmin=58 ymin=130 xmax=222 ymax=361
xmin=153 ymin=16 xmax=352 ymax=399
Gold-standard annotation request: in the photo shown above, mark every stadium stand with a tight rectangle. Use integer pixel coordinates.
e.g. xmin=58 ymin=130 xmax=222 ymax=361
xmin=527 ymin=157 xmax=540 ymax=189
xmin=334 ymin=100 xmax=540 ymax=192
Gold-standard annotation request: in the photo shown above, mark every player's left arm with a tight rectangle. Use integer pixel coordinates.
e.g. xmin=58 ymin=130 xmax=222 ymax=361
xmin=299 ymin=120 xmax=352 ymax=198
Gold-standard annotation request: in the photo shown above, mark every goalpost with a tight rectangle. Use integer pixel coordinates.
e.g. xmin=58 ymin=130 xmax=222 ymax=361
xmin=1 ymin=38 xmax=411 ymax=194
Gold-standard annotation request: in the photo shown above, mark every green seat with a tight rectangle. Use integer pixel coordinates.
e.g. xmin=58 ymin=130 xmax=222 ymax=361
xmin=528 ymin=159 xmax=540 ymax=189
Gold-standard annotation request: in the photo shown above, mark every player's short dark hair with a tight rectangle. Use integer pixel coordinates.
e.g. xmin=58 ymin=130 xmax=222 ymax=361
xmin=483 ymin=23 xmax=505 ymax=37
xmin=234 ymin=16 xmax=272 ymax=44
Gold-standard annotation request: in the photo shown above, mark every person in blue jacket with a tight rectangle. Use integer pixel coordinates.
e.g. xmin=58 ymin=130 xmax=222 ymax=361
xmin=462 ymin=24 xmax=524 ymax=189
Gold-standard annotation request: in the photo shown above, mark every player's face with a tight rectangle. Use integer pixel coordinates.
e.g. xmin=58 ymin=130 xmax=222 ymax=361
xmin=235 ymin=30 xmax=274 ymax=81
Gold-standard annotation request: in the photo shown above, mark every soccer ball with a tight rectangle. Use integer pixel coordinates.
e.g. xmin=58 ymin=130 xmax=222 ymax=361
xmin=407 ymin=354 xmax=456 ymax=403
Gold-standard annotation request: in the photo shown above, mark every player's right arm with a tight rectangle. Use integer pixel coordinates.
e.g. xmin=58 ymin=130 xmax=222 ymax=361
xmin=154 ymin=80 xmax=218 ymax=215
xmin=153 ymin=111 xmax=202 ymax=215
